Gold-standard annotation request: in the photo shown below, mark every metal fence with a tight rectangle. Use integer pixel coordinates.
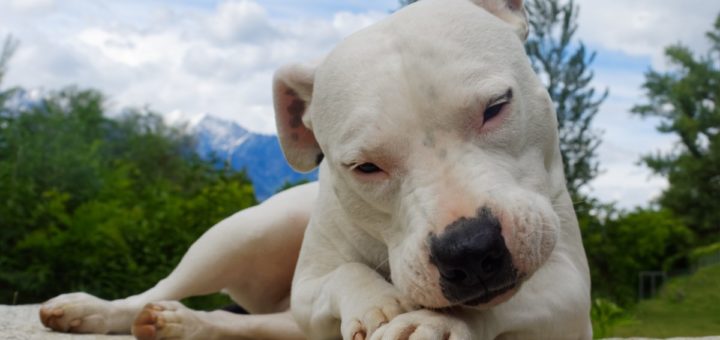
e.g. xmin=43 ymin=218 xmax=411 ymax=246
xmin=695 ymin=250 xmax=720 ymax=270
xmin=638 ymin=249 xmax=720 ymax=301
xmin=638 ymin=271 xmax=667 ymax=300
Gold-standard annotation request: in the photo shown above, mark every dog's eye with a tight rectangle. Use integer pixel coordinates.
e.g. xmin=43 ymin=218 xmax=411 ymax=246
xmin=483 ymin=89 xmax=513 ymax=124
xmin=483 ymin=102 xmax=506 ymax=123
xmin=355 ymin=162 xmax=382 ymax=174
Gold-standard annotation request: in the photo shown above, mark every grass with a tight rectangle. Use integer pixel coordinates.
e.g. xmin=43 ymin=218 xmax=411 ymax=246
xmin=609 ymin=264 xmax=720 ymax=337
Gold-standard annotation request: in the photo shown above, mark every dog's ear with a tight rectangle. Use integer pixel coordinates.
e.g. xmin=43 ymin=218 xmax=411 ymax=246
xmin=470 ymin=0 xmax=529 ymax=41
xmin=273 ymin=62 xmax=323 ymax=173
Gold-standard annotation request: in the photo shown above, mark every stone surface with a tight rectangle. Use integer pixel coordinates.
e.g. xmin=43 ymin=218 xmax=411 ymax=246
xmin=0 ymin=305 xmax=133 ymax=340
xmin=1 ymin=304 xmax=718 ymax=340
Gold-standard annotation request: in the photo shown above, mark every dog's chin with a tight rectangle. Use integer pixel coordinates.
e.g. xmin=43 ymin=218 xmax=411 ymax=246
xmin=459 ymin=283 xmax=520 ymax=309
xmin=419 ymin=277 xmax=525 ymax=311
xmin=416 ymin=281 xmax=522 ymax=310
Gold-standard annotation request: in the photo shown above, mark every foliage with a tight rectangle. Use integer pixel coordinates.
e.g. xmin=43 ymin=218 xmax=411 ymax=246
xmin=632 ymin=14 xmax=720 ymax=241
xmin=610 ymin=264 xmax=720 ymax=337
xmin=526 ymin=0 xmax=608 ymax=197
xmin=690 ymin=242 xmax=720 ymax=268
xmin=580 ymin=206 xmax=695 ymax=306
xmin=591 ymin=298 xmax=628 ymax=339
xmin=0 ymin=86 xmax=257 ymax=305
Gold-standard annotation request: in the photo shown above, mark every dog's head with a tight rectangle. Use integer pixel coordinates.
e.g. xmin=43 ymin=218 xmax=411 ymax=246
xmin=273 ymin=0 xmax=566 ymax=309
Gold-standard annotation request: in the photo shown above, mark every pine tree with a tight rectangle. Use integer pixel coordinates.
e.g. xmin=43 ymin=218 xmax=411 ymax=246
xmin=524 ymin=0 xmax=607 ymax=197
xmin=631 ymin=14 xmax=720 ymax=241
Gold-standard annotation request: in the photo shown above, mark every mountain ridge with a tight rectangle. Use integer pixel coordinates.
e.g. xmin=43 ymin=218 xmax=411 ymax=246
xmin=181 ymin=114 xmax=317 ymax=200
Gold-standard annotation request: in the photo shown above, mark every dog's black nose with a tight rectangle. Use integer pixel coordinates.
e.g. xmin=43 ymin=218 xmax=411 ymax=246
xmin=429 ymin=207 xmax=517 ymax=304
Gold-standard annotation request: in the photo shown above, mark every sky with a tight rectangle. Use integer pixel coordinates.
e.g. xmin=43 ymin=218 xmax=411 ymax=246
xmin=0 ymin=0 xmax=718 ymax=209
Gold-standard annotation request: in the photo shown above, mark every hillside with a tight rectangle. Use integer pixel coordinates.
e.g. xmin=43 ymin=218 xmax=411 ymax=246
xmin=189 ymin=114 xmax=317 ymax=200
xmin=610 ymin=264 xmax=720 ymax=337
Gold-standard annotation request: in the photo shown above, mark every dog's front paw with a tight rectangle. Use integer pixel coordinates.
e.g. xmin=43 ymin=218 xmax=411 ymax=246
xmin=39 ymin=292 xmax=127 ymax=334
xmin=369 ymin=310 xmax=472 ymax=340
xmin=132 ymin=301 xmax=219 ymax=340
xmin=341 ymin=294 xmax=416 ymax=340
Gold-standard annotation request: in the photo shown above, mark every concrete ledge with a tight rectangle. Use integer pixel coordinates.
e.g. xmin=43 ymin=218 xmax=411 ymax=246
xmin=1 ymin=304 xmax=719 ymax=340
xmin=0 ymin=305 xmax=132 ymax=340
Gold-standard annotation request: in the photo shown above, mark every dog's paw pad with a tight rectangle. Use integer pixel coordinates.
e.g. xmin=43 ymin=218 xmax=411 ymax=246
xmin=39 ymin=292 xmax=114 ymax=333
xmin=132 ymin=301 xmax=209 ymax=340
xmin=344 ymin=297 xmax=415 ymax=340
xmin=132 ymin=304 xmax=161 ymax=340
xmin=369 ymin=310 xmax=471 ymax=340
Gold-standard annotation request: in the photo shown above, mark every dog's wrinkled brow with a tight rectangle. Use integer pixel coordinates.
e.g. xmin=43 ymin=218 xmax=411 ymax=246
xmin=488 ymin=88 xmax=513 ymax=106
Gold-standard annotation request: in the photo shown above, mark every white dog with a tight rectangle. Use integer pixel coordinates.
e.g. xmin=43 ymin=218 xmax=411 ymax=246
xmin=39 ymin=0 xmax=592 ymax=339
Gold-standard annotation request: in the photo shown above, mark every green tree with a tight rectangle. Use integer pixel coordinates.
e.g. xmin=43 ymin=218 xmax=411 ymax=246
xmin=0 ymin=86 xmax=257 ymax=305
xmin=580 ymin=207 xmax=694 ymax=305
xmin=524 ymin=0 xmax=607 ymax=197
xmin=632 ymin=14 xmax=720 ymax=241
xmin=0 ymin=36 xmax=256 ymax=309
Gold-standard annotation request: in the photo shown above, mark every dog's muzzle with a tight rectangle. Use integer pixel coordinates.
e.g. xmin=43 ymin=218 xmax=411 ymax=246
xmin=429 ymin=207 xmax=518 ymax=306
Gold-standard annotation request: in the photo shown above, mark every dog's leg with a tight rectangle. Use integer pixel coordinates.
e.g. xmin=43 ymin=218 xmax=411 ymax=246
xmin=293 ymin=262 xmax=416 ymax=340
xmin=40 ymin=182 xmax=317 ymax=337
xmin=292 ymin=252 xmax=417 ymax=339
xmin=129 ymin=181 xmax=316 ymax=313
xmin=39 ymin=292 xmax=141 ymax=334
xmin=126 ymin=182 xmax=316 ymax=340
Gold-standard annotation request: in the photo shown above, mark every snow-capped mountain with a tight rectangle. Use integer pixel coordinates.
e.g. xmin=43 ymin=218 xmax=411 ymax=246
xmin=188 ymin=114 xmax=317 ymax=200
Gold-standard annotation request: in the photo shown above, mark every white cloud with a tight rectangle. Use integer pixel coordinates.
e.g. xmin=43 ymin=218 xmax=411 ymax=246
xmin=0 ymin=0 xmax=386 ymax=134
xmin=77 ymin=28 xmax=184 ymax=67
xmin=574 ymin=0 xmax=719 ymax=68
xmin=8 ymin=0 xmax=55 ymax=12
xmin=580 ymin=55 xmax=675 ymax=209
xmin=0 ymin=0 xmax=712 ymax=208
xmin=208 ymin=0 xmax=279 ymax=43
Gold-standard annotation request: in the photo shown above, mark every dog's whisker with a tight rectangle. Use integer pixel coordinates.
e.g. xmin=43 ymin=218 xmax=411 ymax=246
xmin=374 ymin=257 xmax=390 ymax=272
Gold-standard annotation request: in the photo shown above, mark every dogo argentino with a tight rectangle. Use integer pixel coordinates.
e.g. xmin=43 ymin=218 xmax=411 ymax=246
xmin=39 ymin=0 xmax=592 ymax=339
